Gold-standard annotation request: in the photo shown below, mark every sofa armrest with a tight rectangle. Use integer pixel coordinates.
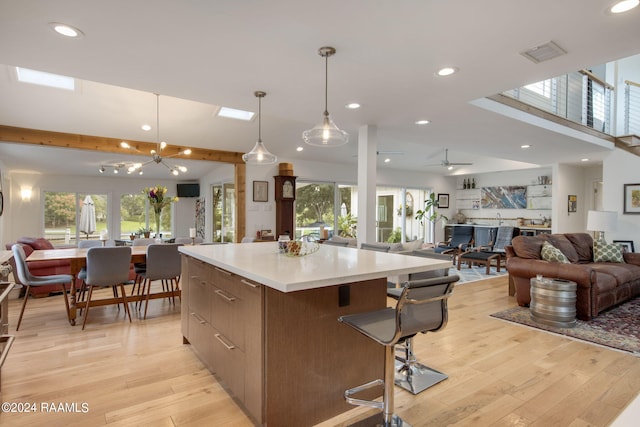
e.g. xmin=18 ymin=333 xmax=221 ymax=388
xmin=506 ymin=258 xmax=593 ymax=288
xmin=623 ymin=252 xmax=640 ymax=265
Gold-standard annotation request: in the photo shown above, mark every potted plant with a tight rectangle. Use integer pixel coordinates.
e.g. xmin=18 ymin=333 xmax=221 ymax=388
xmin=415 ymin=193 xmax=448 ymax=243
xmin=138 ymin=226 xmax=152 ymax=238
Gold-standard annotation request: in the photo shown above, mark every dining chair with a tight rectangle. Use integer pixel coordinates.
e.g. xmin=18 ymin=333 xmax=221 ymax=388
xmin=77 ymin=239 xmax=117 ymax=310
xmin=11 ymin=244 xmax=72 ymax=330
xmin=81 ymin=246 xmax=133 ymax=329
xmin=138 ymin=244 xmax=181 ymax=319
xmin=174 ymin=237 xmax=203 ymax=245
xmin=130 ymin=237 xmax=155 ymax=296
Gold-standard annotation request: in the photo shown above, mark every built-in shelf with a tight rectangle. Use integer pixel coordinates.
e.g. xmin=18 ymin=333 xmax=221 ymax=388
xmin=527 ymin=185 xmax=552 ymax=210
xmin=455 ymin=189 xmax=481 ymax=210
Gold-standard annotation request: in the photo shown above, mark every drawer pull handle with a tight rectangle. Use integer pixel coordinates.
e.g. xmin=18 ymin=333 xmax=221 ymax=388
xmin=214 ymin=267 xmax=232 ymax=276
xmin=190 ymin=312 xmax=206 ymax=324
xmin=214 ymin=333 xmax=235 ymax=350
xmin=214 ymin=289 xmax=236 ymax=302
xmin=240 ymin=279 xmax=258 ymax=288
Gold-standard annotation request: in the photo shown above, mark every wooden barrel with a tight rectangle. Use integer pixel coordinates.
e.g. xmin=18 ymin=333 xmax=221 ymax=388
xmin=529 ymin=278 xmax=577 ymax=328
xmin=278 ymin=162 xmax=294 ymax=176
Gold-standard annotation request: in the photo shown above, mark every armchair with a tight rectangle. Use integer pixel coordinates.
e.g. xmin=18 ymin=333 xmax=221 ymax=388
xmin=433 ymin=225 xmax=473 ymax=262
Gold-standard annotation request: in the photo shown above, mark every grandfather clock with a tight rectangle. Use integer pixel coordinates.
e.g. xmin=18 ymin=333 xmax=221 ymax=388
xmin=274 ymin=175 xmax=296 ymax=239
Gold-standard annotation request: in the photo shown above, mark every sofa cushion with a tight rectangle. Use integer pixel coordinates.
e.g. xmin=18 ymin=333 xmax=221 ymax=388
xmin=547 ymin=234 xmax=579 ymax=263
xmin=591 ymin=263 xmax=640 ymax=287
xmin=541 ymin=241 xmax=570 ymax=263
xmin=18 ymin=237 xmax=55 ymax=250
xmin=402 ymin=239 xmax=424 ymax=252
xmin=329 ymin=235 xmax=357 ymax=247
xmin=593 ymin=240 xmax=625 ymax=263
xmin=511 ymin=235 xmax=548 ymax=259
xmin=565 ymin=233 xmax=594 ymax=263
xmin=389 ymin=243 xmax=404 ymax=252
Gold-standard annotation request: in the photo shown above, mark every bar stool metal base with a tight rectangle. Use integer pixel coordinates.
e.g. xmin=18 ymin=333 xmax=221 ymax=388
xmin=394 ymin=338 xmax=447 ymax=394
xmin=347 ymin=412 xmax=411 ymax=427
xmin=394 ymin=359 xmax=448 ymax=395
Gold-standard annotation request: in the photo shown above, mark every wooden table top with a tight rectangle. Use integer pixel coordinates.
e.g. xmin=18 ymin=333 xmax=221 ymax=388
xmin=26 ymin=246 xmax=148 ymax=262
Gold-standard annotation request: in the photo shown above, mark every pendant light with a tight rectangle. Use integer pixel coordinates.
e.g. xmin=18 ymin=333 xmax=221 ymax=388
xmin=243 ymin=91 xmax=277 ymax=165
xmin=302 ymin=46 xmax=349 ymax=147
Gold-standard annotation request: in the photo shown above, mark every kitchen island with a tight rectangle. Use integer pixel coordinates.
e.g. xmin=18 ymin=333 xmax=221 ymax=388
xmin=179 ymin=242 xmax=450 ymax=426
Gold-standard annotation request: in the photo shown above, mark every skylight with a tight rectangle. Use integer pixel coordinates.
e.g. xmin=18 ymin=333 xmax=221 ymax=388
xmin=15 ymin=67 xmax=75 ymax=90
xmin=217 ymin=107 xmax=255 ymax=121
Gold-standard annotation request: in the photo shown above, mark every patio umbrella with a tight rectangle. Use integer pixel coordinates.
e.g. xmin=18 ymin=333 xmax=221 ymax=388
xmin=79 ymin=195 xmax=96 ymax=239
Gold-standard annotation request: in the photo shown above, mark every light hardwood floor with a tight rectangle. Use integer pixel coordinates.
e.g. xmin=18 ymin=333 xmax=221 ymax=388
xmin=1 ymin=277 xmax=638 ymax=426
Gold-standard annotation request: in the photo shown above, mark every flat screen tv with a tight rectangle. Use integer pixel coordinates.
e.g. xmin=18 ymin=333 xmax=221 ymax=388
xmin=176 ymin=183 xmax=200 ymax=198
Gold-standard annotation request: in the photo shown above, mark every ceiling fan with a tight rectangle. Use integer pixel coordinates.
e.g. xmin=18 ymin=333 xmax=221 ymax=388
xmin=426 ymin=148 xmax=472 ymax=169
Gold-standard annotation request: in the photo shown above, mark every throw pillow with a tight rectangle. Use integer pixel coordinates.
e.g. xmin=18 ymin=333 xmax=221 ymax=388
xmin=401 ymin=239 xmax=423 ymax=252
xmin=540 ymin=241 xmax=570 ymax=263
xmin=593 ymin=240 xmax=625 ymax=263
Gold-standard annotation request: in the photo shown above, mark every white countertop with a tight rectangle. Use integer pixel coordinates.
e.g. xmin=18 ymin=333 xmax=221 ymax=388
xmin=179 ymin=242 xmax=451 ymax=293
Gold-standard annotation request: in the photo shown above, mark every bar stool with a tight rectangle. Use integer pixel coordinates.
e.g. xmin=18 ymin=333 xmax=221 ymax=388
xmin=339 ymin=277 xmax=455 ymax=426
xmin=387 ymin=274 xmax=458 ymax=394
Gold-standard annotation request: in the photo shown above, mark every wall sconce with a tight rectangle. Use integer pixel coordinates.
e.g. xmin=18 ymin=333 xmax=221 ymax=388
xmin=21 ymin=187 xmax=33 ymax=201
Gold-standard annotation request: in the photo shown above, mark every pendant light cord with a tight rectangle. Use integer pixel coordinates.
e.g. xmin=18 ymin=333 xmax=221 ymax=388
xmin=258 ymin=94 xmax=262 ymax=142
xmin=324 ymin=53 xmax=329 ymax=118
xmin=156 ymin=93 xmax=160 ymax=152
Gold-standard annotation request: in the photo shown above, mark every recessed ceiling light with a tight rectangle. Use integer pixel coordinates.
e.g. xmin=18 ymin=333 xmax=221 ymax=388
xmin=415 ymin=120 xmax=430 ymax=125
xmin=15 ymin=67 xmax=75 ymax=90
xmin=49 ymin=22 xmax=84 ymax=38
xmin=581 ymin=158 xmax=590 ymax=162
xmin=296 ymin=146 xmax=304 ymax=152
xmin=521 ymin=144 xmax=531 ymax=149
xmin=610 ymin=0 xmax=639 ymax=13
xmin=217 ymin=107 xmax=255 ymax=121
xmin=384 ymin=158 xmax=391 ymax=163
xmin=436 ymin=67 xmax=459 ymax=77
xmin=345 ymin=103 xmax=361 ymax=109
xmin=141 ymin=124 xmax=151 ymax=131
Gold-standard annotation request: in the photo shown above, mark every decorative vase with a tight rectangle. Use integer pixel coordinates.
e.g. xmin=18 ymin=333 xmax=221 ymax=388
xmin=154 ymin=205 xmax=162 ymax=239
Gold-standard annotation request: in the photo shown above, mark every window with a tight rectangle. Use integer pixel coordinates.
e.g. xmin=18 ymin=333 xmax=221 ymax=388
xmin=295 ymin=182 xmax=335 ymax=239
xmin=212 ymin=183 xmax=235 ymax=242
xmin=44 ymin=191 xmax=108 ymax=245
xmin=525 ymin=79 xmax=552 ymax=98
xmin=120 ymin=193 xmax=147 ymax=238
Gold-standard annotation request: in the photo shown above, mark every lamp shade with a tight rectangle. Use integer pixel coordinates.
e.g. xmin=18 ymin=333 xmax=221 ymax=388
xmin=586 ymin=210 xmax=617 ymax=233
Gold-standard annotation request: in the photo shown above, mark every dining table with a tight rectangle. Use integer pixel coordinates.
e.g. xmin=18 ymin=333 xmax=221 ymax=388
xmin=26 ymin=246 xmax=180 ymax=325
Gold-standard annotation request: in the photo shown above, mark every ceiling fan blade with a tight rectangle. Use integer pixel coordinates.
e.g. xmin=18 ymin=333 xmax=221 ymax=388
xmin=449 ymin=162 xmax=473 ymax=166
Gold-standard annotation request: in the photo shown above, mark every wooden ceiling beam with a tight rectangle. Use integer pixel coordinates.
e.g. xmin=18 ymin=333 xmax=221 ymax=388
xmin=0 ymin=124 xmax=245 ymax=164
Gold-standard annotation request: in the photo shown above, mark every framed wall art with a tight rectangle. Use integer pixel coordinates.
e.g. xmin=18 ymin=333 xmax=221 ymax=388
xmin=624 ymin=183 xmax=640 ymax=214
xmin=253 ymin=180 xmax=268 ymax=202
xmin=437 ymin=193 xmax=449 ymax=209
xmin=568 ymin=195 xmax=577 ymax=213
xmin=613 ymin=240 xmax=635 ymax=253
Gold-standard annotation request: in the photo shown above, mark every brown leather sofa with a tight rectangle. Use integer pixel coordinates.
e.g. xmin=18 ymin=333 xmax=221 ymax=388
xmin=5 ymin=237 xmax=73 ymax=297
xmin=505 ymin=233 xmax=640 ymax=320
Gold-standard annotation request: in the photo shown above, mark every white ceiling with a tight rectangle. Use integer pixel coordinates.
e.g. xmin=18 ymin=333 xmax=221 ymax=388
xmin=1 ymin=1 xmax=639 ymax=180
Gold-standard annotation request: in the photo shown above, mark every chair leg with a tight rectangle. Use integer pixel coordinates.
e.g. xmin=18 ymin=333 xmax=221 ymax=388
xmin=119 ymin=284 xmax=132 ymax=323
xmin=143 ymin=278 xmax=153 ymax=320
xmin=82 ymin=286 xmax=94 ymax=330
xmin=16 ymin=285 xmax=31 ymax=331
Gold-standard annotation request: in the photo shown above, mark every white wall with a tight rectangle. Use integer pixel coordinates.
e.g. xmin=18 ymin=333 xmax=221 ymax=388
xmin=552 ymin=163 xmax=590 ymax=233
xmin=603 ymin=149 xmax=640 ymax=249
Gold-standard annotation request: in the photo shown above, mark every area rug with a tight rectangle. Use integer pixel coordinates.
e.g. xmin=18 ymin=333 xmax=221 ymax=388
xmin=450 ymin=265 xmax=507 ymax=284
xmin=490 ymin=298 xmax=640 ymax=355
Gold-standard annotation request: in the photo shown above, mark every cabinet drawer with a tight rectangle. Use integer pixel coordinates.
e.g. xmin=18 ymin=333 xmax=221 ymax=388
xmin=211 ymin=265 xmax=236 ymax=294
xmin=211 ymin=285 xmax=244 ymax=350
xmin=189 ymin=275 xmax=211 ymax=321
xmin=188 ymin=311 xmax=216 ymax=373
xmin=211 ymin=326 xmax=245 ymax=403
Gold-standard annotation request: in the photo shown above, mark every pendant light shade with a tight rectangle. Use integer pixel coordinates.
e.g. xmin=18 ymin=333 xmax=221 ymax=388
xmin=303 ymin=46 xmax=349 ymax=147
xmin=243 ymin=91 xmax=277 ymax=165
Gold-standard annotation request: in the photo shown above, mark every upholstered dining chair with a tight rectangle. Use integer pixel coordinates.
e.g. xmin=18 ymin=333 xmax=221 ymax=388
xmin=339 ymin=276 xmax=455 ymax=425
xmin=81 ymin=246 xmax=133 ymax=329
xmin=174 ymin=236 xmax=203 ymax=245
xmin=77 ymin=239 xmax=116 ymax=311
xmin=11 ymin=244 xmax=72 ymax=331
xmin=130 ymin=237 xmax=155 ymax=295
xmin=137 ymin=243 xmax=182 ymax=319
